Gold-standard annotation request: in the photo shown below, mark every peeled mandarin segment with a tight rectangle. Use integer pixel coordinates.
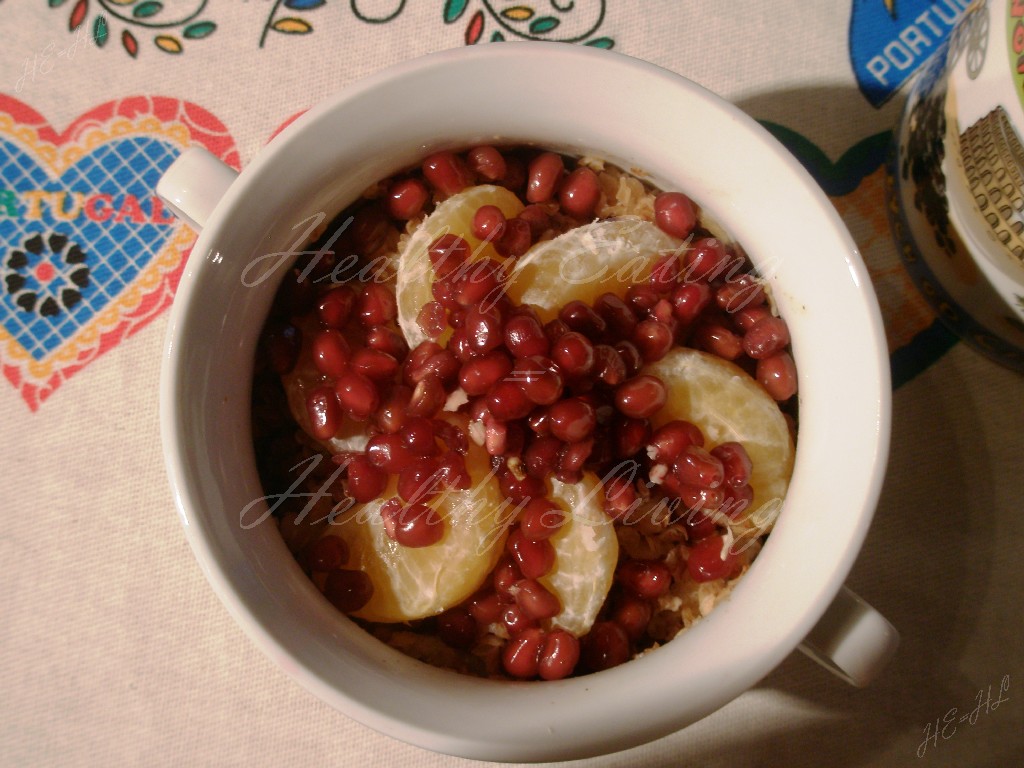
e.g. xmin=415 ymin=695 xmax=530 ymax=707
xmin=507 ymin=218 xmax=681 ymax=323
xmin=645 ymin=348 xmax=795 ymax=537
xmin=538 ymin=473 xmax=619 ymax=637
xmin=322 ymin=440 xmax=512 ymax=623
xmin=395 ymin=184 xmax=524 ymax=347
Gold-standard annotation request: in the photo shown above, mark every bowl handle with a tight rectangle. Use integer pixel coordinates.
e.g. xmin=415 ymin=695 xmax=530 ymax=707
xmin=156 ymin=147 xmax=238 ymax=232
xmin=797 ymin=586 xmax=899 ymax=687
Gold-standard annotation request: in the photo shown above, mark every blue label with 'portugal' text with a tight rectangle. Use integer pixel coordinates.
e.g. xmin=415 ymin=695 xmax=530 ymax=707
xmin=850 ymin=0 xmax=971 ymax=106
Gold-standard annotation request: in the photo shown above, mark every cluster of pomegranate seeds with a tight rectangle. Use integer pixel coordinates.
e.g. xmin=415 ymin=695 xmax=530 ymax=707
xmin=252 ymin=145 xmax=798 ymax=681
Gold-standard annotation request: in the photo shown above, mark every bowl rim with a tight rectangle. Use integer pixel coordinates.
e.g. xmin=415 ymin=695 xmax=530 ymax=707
xmin=160 ymin=41 xmax=892 ymax=762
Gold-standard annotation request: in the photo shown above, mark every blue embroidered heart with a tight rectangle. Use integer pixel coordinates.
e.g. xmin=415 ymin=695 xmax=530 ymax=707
xmin=0 ymin=136 xmax=180 ymax=361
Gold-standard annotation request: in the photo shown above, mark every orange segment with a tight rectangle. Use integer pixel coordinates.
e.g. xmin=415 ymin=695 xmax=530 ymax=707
xmin=395 ymin=184 xmax=524 ymax=347
xmin=538 ymin=473 xmax=619 ymax=637
xmin=645 ymin=348 xmax=795 ymax=536
xmin=506 ymin=218 xmax=681 ymax=322
xmin=318 ymin=440 xmax=512 ymax=623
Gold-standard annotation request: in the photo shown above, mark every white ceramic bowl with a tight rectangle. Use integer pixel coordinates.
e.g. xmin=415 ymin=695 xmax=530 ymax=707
xmin=159 ymin=43 xmax=896 ymax=762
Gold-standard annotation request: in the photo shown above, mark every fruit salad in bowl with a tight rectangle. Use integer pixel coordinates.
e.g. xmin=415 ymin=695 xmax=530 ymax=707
xmin=251 ymin=146 xmax=797 ymax=681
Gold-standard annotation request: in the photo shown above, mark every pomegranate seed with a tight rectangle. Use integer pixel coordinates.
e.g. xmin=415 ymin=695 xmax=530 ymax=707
xmin=559 ymin=300 xmax=606 ymax=338
xmin=472 ymin=204 xmax=506 ymax=242
xmin=613 ymin=417 xmax=651 ymax=458
xmin=515 ymin=578 xmax=561 ymax=620
xmin=631 ymin=320 xmax=673 ymax=363
xmin=538 ymin=629 xmax=580 ymax=680
xmin=345 ymin=454 xmax=387 ymax=502
xmin=408 ymin=374 xmax=446 ymax=418
xmin=683 ymin=237 xmax=729 ymax=282
xmin=687 ymin=534 xmax=739 ymax=581
xmin=692 ymin=322 xmax=743 ymax=361
xmin=311 ymin=329 xmax=351 ymax=377
xmin=469 ymin=590 xmax=506 ymax=626
xmin=510 ymin=356 xmax=564 ymax=405
xmin=437 ymin=606 xmax=477 ymax=648
xmin=356 ymin=283 xmax=397 ymax=326
xmin=503 ymin=312 xmax=549 ymax=358
xmin=672 ymin=446 xmax=724 ymax=489
xmin=603 ymin=475 xmax=638 ymax=520
xmin=428 ymin=234 xmax=470 ymax=279
xmin=589 ymin=344 xmax=626 ymax=386
xmin=305 ymin=535 xmax=349 ymax=572
xmin=350 ymin=348 xmax=400 ymax=382
xmin=551 ymin=331 xmax=595 ymax=377
xmin=519 ymin=497 xmax=565 ymax=540
xmin=305 ymin=386 xmax=342 ymax=440
xmin=507 ymin=528 xmax=554 ymax=578
xmin=626 ymin=284 xmax=660 ymax=316
xmin=518 ymin=203 xmax=551 ymax=238
xmin=556 ymin=438 xmax=593 ymax=482
xmin=466 ymin=145 xmax=507 ymax=181
xmin=614 ymin=341 xmax=643 ymax=377
xmin=581 ymin=621 xmax=631 ymax=672
xmin=323 ymin=567 xmax=374 ymax=613
xmin=416 ymin=301 xmax=448 ymax=339
xmin=317 ymin=286 xmax=356 ymax=329
xmin=499 ymin=466 xmax=546 ymax=503
xmin=459 ymin=350 xmax=514 ymax=396
xmin=436 ymin=450 xmax=471 ymax=489
xmin=374 ymin=384 xmax=411 ymax=434
xmin=463 ymin=305 xmax=505 ymax=355
xmin=682 ymin=507 xmax=719 ymax=540
xmin=614 ymin=375 xmax=667 ymax=419
xmin=403 ymin=418 xmax=440 ymax=456
xmin=676 ymin=484 xmax=726 ymax=513
xmin=558 ymin=166 xmax=600 ymax=219
xmin=547 ymin=397 xmax=597 ymax=443
xmin=653 ymin=191 xmax=697 ymax=239
xmin=502 ymin=627 xmax=545 ymax=678
xmin=649 ymin=252 xmax=680 ymax=293
xmin=594 ymin=293 xmax=637 ymax=339
xmin=671 ymin=281 xmax=712 ymax=325
xmin=716 ymin=274 xmax=766 ymax=312
xmin=711 ymin=442 xmax=752 ymax=488
xmin=483 ymin=413 xmax=510 ymax=457
xmin=397 ymin=456 xmax=443 ymax=503
xmin=390 ymin=502 xmax=445 ymax=548
xmin=612 ymin=595 xmax=652 ymax=641
xmin=495 ymin=217 xmax=533 ymax=258
xmin=453 ymin=258 xmax=505 ymax=308
xmin=403 ymin=341 xmax=442 ymax=385
xmin=487 ymin=379 xmax=534 ymax=421
xmin=721 ymin=484 xmax=754 ymax=521
xmin=493 ymin=556 xmax=522 ymax=599
xmin=732 ymin=304 xmax=772 ymax=332
xmin=523 ymin=435 xmax=563 ymax=478
xmin=617 ymin=559 xmax=672 ymax=599
xmin=526 ymin=151 xmax=564 ymax=203
xmin=366 ymin=433 xmax=416 ymax=472
xmin=365 ymin=324 xmax=408 ymax=361
xmin=743 ymin=316 xmax=791 ymax=359
xmin=502 ymin=603 xmax=539 ymax=636
xmin=757 ymin=351 xmax=797 ymax=401
xmin=386 ymin=177 xmax=429 ymax=220
xmin=334 ymin=370 xmax=380 ymax=421
xmin=422 ymin=150 xmax=470 ymax=196
xmin=647 ymin=420 xmax=704 ymax=463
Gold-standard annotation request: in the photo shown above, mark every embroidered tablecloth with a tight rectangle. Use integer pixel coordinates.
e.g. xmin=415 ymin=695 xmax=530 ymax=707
xmin=2 ymin=2 xmax=1022 ymax=766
